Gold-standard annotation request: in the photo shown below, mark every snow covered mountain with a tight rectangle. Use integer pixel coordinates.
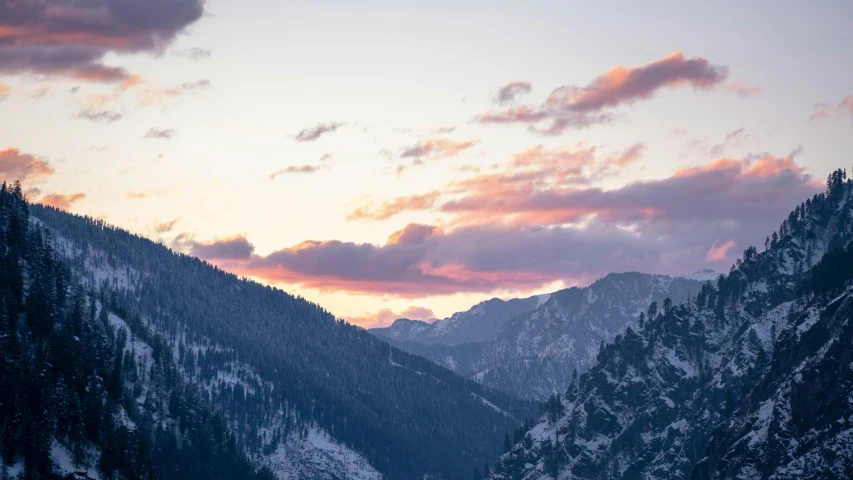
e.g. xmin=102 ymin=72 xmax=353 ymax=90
xmin=371 ymin=294 xmax=547 ymax=345
xmin=372 ymin=273 xmax=705 ymax=401
xmin=682 ymin=268 xmax=722 ymax=282
xmin=3 ymin=196 xmax=539 ymax=480
xmin=473 ymin=272 xmax=705 ymax=400
xmin=486 ymin=169 xmax=853 ymax=479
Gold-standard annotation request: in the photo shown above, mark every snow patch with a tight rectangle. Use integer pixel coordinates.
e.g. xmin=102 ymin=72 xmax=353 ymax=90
xmin=264 ymin=426 xmax=381 ymax=480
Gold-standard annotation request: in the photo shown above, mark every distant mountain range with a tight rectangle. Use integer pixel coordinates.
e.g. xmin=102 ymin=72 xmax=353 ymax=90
xmin=371 ymin=271 xmax=713 ymax=400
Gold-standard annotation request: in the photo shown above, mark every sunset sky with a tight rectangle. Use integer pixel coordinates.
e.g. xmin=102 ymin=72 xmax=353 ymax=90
xmin=1 ymin=1 xmax=852 ymax=327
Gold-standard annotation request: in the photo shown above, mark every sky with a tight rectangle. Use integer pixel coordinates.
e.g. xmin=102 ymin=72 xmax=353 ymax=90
xmin=1 ymin=0 xmax=852 ymax=327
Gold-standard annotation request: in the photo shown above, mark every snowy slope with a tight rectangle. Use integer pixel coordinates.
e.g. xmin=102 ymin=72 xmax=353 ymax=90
xmin=37 ymin=221 xmax=385 ymax=480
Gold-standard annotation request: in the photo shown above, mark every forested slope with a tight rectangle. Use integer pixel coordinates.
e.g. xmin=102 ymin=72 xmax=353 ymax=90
xmin=0 ymin=181 xmax=273 ymax=480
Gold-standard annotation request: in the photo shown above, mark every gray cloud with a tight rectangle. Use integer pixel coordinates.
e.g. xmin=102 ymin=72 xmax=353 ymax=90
xmin=494 ymin=81 xmax=532 ymax=105
xmin=0 ymin=0 xmax=205 ymax=82
xmin=144 ymin=128 xmax=176 ymax=139
xmin=293 ymin=122 xmax=345 ymax=142
xmin=173 ymin=47 xmax=212 ymax=61
xmin=78 ymin=108 xmax=123 ymax=123
xmin=190 ymin=235 xmax=255 ymax=260
xmin=269 ymin=164 xmax=329 ymax=179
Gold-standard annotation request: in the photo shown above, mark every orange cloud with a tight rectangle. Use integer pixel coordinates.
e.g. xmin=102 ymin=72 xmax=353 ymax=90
xmin=0 ymin=147 xmax=55 ymax=183
xmin=137 ymin=79 xmax=210 ymax=107
xmin=744 ymin=152 xmax=807 ymax=179
xmin=0 ymin=83 xmax=10 ymax=100
xmin=347 ymin=191 xmax=440 ymax=221
xmin=386 ymin=223 xmax=439 ymax=246
xmin=705 ymin=240 xmax=736 ymax=262
xmin=117 ymin=74 xmax=145 ymax=92
xmin=548 ymin=52 xmax=726 ymax=111
xmin=671 ymin=157 xmax=743 ymax=178
xmin=725 ymin=80 xmax=764 ymax=97
xmin=39 ymin=192 xmax=85 ymax=210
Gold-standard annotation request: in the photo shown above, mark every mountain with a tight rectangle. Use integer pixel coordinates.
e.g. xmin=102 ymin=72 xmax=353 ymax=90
xmin=682 ymin=268 xmax=722 ymax=282
xmin=372 ymin=294 xmax=548 ymax=346
xmin=371 ymin=274 xmax=705 ymax=401
xmin=487 ymin=169 xmax=853 ymax=479
xmin=0 ymin=183 xmax=274 ymax=480
xmin=473 ymin=273 xmax=705 ymax=400
xmin=1 ymin=185 xmax=539 ymax=480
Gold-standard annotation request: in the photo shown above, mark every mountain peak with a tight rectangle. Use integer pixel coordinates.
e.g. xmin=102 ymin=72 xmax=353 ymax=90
xmin=682 ymin=268 xmax=721 ymax=282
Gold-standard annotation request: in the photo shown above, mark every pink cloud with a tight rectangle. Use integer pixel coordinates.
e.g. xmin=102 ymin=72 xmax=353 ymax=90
xmin=347 ymin=191 xmax=440 ymax=222
xmin=0 ymin=147 xmax=55 ymax=183
xmin=39 ymin=192 xmax=86 ymax=211
xmin=840 ymin=95 xmax=853 ymax=113
xmin=725 ymin=81 xmax=764 ymax=97
xmin=705 ymin=240 xmax=736 ymax=262
xmin=809 ymin=95 xmax=853 ymax=120
xmin=475 ymin=52 xmax=729 ymax=135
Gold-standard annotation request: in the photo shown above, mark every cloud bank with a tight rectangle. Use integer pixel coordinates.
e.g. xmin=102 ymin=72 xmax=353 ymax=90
xmin=0 ymin=0 xmax=205 ymax=82
xmin=191 ymin=151 xmax=820 ymax=298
